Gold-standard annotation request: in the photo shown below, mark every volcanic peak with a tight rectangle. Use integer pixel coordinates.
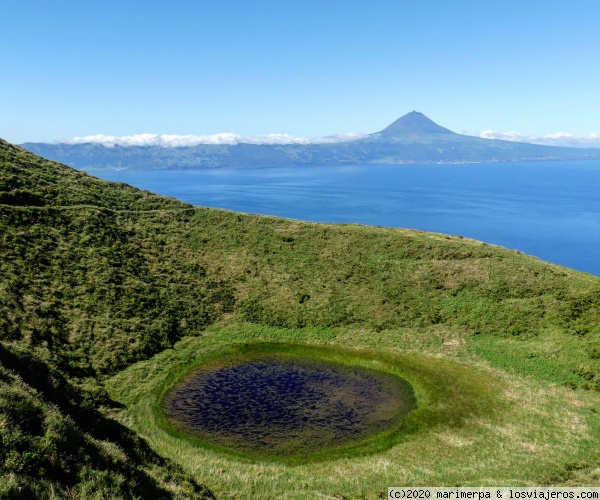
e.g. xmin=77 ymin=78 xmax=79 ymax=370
xmin=374 ymin=111 xmax=455 ymax=138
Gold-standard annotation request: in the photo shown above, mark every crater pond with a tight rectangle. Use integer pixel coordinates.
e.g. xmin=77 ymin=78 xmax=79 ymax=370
xmin=94 ymin=160 xmax=600 ymax=277
xmin=162 ymin=353 xmax=415 ymax=457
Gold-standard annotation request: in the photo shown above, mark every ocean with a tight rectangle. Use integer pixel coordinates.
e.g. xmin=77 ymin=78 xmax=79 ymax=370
xmin=91 ymin=160 xmax=600 ymax=276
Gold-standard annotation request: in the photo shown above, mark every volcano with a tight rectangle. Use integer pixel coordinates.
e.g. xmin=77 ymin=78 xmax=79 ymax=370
xmin=374 ymin=111 xmax=455 ymax=138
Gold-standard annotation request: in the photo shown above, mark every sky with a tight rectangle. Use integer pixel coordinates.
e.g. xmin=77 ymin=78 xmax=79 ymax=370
xmin=1 ymin=0 xmax=599 ymax=146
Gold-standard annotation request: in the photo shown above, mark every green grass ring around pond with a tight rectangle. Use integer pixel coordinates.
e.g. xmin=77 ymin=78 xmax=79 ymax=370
xmin=152 ymin=342 xmax=504 ymax=464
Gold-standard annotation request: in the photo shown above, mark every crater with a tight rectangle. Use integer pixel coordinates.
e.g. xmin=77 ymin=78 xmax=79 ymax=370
xmin=161 ymin=351 xmax=415 ymax=457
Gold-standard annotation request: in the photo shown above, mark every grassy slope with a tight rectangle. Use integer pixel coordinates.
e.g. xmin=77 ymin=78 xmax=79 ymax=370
xmin=110 ymin=325 xmax=600 ymax=498
xmin=1 ymin=138 xmax=600 ymax=497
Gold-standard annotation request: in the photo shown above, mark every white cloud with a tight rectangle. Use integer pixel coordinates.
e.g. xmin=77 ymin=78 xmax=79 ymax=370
xmin=60 ymin=132 xmax=367 ymax=147
xmin=476 ymin=130 xmax=600 ymax=148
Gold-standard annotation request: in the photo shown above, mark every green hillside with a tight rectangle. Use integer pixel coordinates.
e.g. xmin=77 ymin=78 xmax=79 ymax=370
xmin=1 ymin=138 xmax=599 ymax=498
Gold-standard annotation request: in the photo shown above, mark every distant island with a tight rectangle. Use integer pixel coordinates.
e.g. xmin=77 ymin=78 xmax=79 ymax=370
xmin=21 ymin=112 xmax=600 ymax=170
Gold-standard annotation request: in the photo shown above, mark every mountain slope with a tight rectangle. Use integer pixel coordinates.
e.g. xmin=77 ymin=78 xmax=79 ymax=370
xmin=21 ymin=112 xmax=600 ymax=170
xmin=373 ymin=110 xmax=456 ymax=138
xmin=0 ymin=138 xmax=188 ymax=208
xmin=2 ymin=138 xmax=600 ymax=495
xmin=0 ymin=140 xmax=214 ymax=498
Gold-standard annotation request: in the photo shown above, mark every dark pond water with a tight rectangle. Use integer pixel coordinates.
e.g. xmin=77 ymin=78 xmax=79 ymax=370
xmin=93 ymin=161 xmax=600 ymax=276
xmin=162 ymin=354 xmax=415 ymax=456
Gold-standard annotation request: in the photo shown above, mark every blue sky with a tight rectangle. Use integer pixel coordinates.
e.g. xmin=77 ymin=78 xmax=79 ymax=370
xmin=2 ymin=0 xmax=599 ymax=144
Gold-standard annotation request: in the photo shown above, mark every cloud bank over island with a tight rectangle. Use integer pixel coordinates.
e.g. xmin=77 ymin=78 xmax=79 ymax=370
xmin=60 ymin=132 xmax=368 ymax=147
xmin=477 ymin=130 xmax=600 ymax=148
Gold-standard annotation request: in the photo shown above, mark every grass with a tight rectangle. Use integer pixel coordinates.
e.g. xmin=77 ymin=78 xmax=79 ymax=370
xmin=108 ymin=323 xmax=600 ymax=498
xmin=1 ymin=138 xmax=600 ymax=497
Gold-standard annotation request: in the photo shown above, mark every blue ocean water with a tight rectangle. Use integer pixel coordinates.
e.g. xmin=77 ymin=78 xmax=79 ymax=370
xmin=93 ymin=161 xmax=600 ymax=276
